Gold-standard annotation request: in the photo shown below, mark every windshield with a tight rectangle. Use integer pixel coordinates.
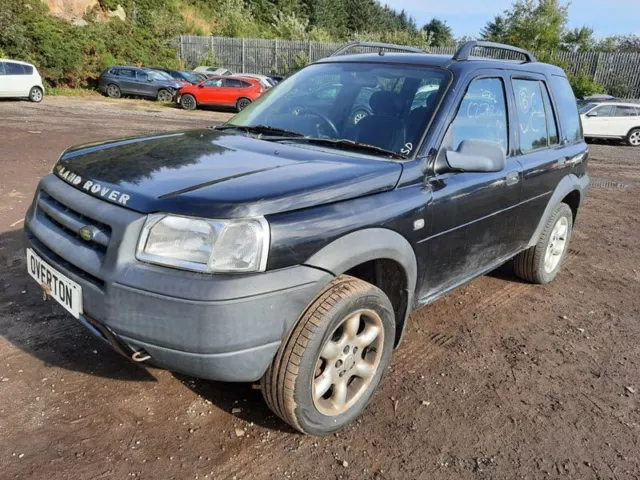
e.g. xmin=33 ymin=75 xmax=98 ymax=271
xmin=578 ymin=103 xmax=597 ymax=114
xmin=228 ymin=62 xmax=451 ymax=158
xmin=149 ymin=71 xmax=173 ymax=81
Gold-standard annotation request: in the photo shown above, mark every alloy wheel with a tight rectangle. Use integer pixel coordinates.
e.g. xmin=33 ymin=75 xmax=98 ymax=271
xmin=544 ymin=216 xmax=569 ymax=273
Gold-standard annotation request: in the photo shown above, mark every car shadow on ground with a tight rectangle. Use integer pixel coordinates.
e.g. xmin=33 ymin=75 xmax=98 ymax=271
xmin=0 ymin=228 xmax=156 ymax=382
xmin=173 ymin=372 xmax=298 ymax=434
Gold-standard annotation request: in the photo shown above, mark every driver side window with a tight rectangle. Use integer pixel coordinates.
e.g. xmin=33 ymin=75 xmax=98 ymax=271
xmin=204 ymin=78 xmax=223 ymax=87
xmin=448 ymin=77 xmax=509 ymax=153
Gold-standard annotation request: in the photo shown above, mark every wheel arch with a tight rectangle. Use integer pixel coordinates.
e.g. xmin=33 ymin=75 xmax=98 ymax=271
xmin=527 ymin=174 xmax=588 ymax=248
xmin=304 ymin=228 xmax=417 ymax=347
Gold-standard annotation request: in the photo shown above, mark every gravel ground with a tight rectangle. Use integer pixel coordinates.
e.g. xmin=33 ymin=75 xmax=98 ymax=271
xmin=0 ymin=96 xmax=639 ymax=480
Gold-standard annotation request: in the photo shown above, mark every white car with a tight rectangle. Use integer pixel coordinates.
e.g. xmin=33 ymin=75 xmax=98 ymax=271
xmin=0 ymin=59 xmax=44 ymax=102
xmin=580 ymin=101 xmax=640 ymax=147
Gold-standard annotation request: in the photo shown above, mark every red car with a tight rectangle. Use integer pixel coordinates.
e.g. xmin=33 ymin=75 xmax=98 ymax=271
xmin=177 ymin=76 xmax=264 ymax=111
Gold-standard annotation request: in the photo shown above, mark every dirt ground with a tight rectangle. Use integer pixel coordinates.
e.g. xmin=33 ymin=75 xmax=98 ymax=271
xmin=1 ymin=96 xmax=639 ymax=480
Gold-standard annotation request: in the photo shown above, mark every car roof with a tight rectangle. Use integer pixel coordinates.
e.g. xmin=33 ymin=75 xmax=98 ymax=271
xmin=315 ymin=52 xmax=566 ymax=77
xmin=588 ymin=102 xmax=640 ymax=108
xmin=0 ymin=58 xmax=35 ymax=67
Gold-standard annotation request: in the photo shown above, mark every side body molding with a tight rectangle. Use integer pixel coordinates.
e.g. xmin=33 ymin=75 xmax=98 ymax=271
xmin=304 ymin=228 xmax=418 ymax=346
xmin=527 ymin=173 xmax=589 ymax=248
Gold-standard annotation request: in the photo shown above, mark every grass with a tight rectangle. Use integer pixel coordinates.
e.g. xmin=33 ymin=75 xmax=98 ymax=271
xmin=46 ymin=87 xmax=102 ymax=97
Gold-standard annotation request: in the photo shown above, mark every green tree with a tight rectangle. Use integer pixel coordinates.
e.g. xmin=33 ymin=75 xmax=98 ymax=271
xmin=422 ymin=18 xmax=455 ymax=47
xmin=479 ymin=15 xmax=508 ymax=42
xmin=562 ymin=26 xmax=595 ymax=52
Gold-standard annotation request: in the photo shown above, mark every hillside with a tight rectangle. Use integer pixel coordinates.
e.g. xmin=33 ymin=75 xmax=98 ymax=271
xmin=0 ymin=0 xmax=424 ymax=87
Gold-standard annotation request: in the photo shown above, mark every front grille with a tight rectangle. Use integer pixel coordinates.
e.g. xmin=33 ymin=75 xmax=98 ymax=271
xmin=37 ymin=190 xmax=111 ymax=256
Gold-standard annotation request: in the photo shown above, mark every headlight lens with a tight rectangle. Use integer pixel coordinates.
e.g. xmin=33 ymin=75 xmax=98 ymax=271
xmin=136 ymin=214 xmax=269 ymax=273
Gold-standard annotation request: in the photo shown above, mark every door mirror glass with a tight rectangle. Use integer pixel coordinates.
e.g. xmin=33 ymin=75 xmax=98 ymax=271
xmin=587 ymin=111 xmax=598 ymax=117
xmin=445 ymin=139 xmax=506 ymax=173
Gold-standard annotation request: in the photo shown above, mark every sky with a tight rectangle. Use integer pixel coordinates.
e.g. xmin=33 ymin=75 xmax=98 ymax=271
xmin=384 ymin=0 xmax=640 ymax=38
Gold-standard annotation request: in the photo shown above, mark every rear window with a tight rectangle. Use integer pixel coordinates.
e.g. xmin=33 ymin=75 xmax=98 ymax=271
xmin=549 ymin=75 xmax=583 ymax=144
xmin=5 ymin=62 xmax=26 ymax=75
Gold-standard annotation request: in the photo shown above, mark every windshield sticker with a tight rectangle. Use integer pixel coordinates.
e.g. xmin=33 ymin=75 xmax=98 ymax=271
xmin=56 ymin=166 xmax=131 ymax=206
xmin=401 ymin=143 xmax=413 ymax=156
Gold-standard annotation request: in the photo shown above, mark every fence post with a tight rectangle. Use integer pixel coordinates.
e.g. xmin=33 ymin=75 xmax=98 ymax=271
xmin=308 ymin=41 xmax=312 ymax=60
xmin=594 ymin=52 xmax=603 ymax=84
xmin=241 ymin=38 xmax=246 ymax=73
xmin=210 ymin=36 xmax=214 ymax=65
xmin=274 ymin=39 xmax=278 ymax=73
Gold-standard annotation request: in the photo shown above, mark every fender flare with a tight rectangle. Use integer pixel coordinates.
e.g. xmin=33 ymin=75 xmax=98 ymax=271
xmin=304 ymin=228 xmax=418 ymax=346
xmin=527 ymin=173 xmax=589 ymax=248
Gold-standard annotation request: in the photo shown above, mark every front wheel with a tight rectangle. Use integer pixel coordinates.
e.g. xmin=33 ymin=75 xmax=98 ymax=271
xmin=513 ymin=203 xmax=573 ymax=284
xmin=261 ymin=275 xmax=395 ymax=435
xmin=157 ymin=89 xmax=173 ymax=102
xmin=28 ymin=87 xmax=43 ymax=103
xmin=180 ymin=94 xmax=197 ymax=110
xmin=627 ymin=128 xmax=640 ymax=147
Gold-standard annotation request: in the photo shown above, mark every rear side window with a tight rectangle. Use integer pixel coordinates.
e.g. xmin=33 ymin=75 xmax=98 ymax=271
xmin=5 ymin=62 xmax=25 ymax=75
xmin=614 ymin=106 xmax=639 ymax=117
xmin=549 ymin=75 xmax=583 ymax=143
xmin=449 ymin=77 xmax=509 ymax=153
xmin=119 ymin=69 xmax=135 ymax=78
xmin=512 ymin=79 xmax=559 ymax=152
xmin=136 ymin=70 xmax=149 ymax=81
xmin=23 ymin=65 xmax=34 ymax=75
xmin=224 ymin=78 xmax=244 ymax=88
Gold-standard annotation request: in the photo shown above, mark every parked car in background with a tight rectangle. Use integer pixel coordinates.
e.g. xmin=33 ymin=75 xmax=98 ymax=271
xmin=150 ymin=68 xmax=205 ymax=85
xmin=269 ymin=75 xmax=284 ymax=84
xmin=98 ymin=67 xmax=183 ymax=102
xmin=194 ymin=67 xmax=233 ymax=76
xmin=0 ymin=59 xmax=44 ymax=102
xmin=577 ymin=94 xmax=618 ymax=107
xmin=580 ymin=101 xmax=640 ymax=146
xmin=234 ymin=73 xmax=275 ymax=90
xmin=177 ymin=76 xmax=264 ymax=111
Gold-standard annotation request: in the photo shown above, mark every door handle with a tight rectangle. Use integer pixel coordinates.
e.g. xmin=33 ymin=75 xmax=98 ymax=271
xmin=506 ymin=171 xmax=520 ymax=186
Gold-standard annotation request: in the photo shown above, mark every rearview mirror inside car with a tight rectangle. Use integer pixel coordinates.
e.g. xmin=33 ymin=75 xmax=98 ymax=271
xmin=445 ymin=139 xmax=506 ymax=173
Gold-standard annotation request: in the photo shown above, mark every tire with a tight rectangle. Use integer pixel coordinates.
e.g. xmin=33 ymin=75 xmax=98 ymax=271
xmin=157 ymin=89 xmax=173 ymax=102
xmin=626 ymin=128 xmax=640 ymax=147
xmin=106 ymin=84 xmax=121 ymax=99
xmin=180 ymin=94 xmax=197 ymax=111
xmin=351 ymin=109 xmax=369 ymax=125
xmin=513 ymin=203 xmax=573 ymax=284
xmin=261 ymin=275 xmax=395 ymax=435
xmin=28 ymin=87 xmax=43 ymax=103
xmin=236 ymin=97 xmax=251 ymax=111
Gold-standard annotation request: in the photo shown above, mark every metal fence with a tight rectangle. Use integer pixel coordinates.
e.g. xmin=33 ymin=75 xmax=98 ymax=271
xmin=178 ymin=35 xmax=640 ymax=98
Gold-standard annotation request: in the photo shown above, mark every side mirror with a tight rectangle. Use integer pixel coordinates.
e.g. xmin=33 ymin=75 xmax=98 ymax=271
xmin=587 ymin=111 xmax=598 ymax=117
xmin=445 ymin=139 xmax=506 ymax=173
xmin=198 ymin=84 xmax=204 ymax=88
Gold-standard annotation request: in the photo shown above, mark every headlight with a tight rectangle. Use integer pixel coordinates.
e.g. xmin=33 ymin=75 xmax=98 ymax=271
xmin=136 ymin=214 xmax=269 ymax=273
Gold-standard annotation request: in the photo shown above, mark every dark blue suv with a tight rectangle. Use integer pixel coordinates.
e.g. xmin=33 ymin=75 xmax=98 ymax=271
xmin=25 ymin=41 xmax=588 ymax=435
xmin=98 ymin=66 xmax=183 ymax=101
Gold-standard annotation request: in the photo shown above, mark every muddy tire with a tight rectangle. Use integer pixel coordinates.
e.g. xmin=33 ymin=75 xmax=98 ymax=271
xmin=261 ymin=275 xmax=395 ymax=435
xmin=514 ymin=203 xmax=573 ymax=284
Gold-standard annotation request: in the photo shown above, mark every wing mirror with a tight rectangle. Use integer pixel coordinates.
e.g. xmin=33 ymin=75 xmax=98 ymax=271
xmin=586 ymin=111 xmax=598 ymax=117
xmin=445 ymin=139 xmax=506 ymax=173
xmin=198 ymin=84 xmax=204 ymax=88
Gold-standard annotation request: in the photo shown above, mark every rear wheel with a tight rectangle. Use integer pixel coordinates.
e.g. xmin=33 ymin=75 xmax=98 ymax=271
xmin=106 ymin=84 xmax=121 ymax=99
xmin=627 ymin=128 xmax=640 ymax=147
xmin=28 ymin=87 xmax=43 ymax=103
xmin=236 ymin=97 xmax=251 ymax=111
xmin=261 ymin=275 xmax=395 ymax=435
xmin=157 ymin=89 xmax=173 ymax=102
xmin=180 ymin=94 xmax=197 ymax=110
xmin=513 ymin=203 xmax=573 ymax=284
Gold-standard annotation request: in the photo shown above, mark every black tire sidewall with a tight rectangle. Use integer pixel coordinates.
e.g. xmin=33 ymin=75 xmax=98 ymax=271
xmin=535 ymin=203 xmax=573 ymax=283
xmin=181 ymin=94 xmax=196 ymax=110
xmin=157 ymin=89 xmax=172 ymax=102
xmin=627 ymin=128 xmax=640 ymax=147
xmin=237 ymin=98 xmax=250 ymax=111
xmin=107 ymin=84 xmax=120 ymax=98
xmin=292 ymin=287 xmax=395 ymax=436
xmin=29 ymin=87 xmax=43 ymax=102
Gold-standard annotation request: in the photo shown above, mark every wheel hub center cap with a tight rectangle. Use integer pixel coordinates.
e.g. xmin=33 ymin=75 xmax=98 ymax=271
xmin=344 ymin=355 xmax=356 ymax=371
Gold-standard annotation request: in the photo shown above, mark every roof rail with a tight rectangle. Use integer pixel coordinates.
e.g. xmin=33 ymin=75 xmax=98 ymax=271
xmin=453 ymin=41 xmax=536 ymax=63
xmin=330 ymin=42 xmax=426 ymax=57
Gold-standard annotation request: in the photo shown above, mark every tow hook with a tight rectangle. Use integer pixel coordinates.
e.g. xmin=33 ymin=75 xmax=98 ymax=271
xmin=131 ymin=349 xmax=151 ymax=362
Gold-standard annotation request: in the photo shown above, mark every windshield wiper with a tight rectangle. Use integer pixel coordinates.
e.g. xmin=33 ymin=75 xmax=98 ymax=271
xmin=264 ymin=137 xmax=407 ymax=160
xmin=214 ymin=124 xmax=304 ymax=137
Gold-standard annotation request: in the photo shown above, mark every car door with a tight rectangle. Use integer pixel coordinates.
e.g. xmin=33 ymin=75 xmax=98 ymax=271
xmin=581 ymin=104 xmax=615 ymax=137
xmin=419 ymin=73 xmax=522 ymax=300
xmin=612 ymin=105 xmax=640 ymax=137
xmin=199 ymin=77 xmax=224 ymax=104
xmin=222 ymin=78 xmax=245 ymax=105
xmin=3 ymin=62 xmax=26 ymax=95
xmin=508 ymin=75 xmax=572 ymax=248
xmin=116 ymin=68 xmax=139 ymax=95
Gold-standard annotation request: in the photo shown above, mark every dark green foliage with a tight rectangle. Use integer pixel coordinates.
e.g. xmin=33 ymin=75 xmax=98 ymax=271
xmin=422 ymin=18 xmax=455 ymax=47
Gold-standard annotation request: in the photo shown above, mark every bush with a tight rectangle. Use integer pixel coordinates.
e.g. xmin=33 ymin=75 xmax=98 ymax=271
xmin=568 ymin=72 xmax=604 ymax=98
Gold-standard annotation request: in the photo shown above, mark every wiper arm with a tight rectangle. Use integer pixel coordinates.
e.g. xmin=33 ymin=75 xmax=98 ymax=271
xmin=266 ymin=137 xmax=407 ymax=160
xmin=214 ymin=124 xmax=304 ymax=137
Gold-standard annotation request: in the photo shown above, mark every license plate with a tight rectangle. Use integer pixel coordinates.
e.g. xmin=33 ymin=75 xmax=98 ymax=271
xmin=26 ymin=248 xmax=83 ymax=319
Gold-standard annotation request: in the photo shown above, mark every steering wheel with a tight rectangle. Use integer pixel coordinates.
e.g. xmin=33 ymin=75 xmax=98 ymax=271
xmin=299 ymin=110 xmax=339 ymax=138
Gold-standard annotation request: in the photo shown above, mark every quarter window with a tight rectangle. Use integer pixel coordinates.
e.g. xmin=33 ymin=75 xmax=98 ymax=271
xmin=119 ymin=69 xmax=135 ymax=78
xmin=614 ymin=106 xmax=639 ymax=117
xmin=0 ymin=62 xmax=5 ymax=75
xmin=541 ymin=83 xmax=559 ymax=145
xmin=224 ymin=78 xmax=244 ymax=88
xmin=449 ymin=77 xmax=509 ymax=153
xmin=549 ymin=75 xmax=583 ymax=143
xmin=23 ymin=65 xmax=34 ymax=75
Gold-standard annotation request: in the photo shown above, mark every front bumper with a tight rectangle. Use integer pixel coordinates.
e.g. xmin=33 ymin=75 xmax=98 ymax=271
xmin=24 ymin=175 xmax=332 ymax=382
